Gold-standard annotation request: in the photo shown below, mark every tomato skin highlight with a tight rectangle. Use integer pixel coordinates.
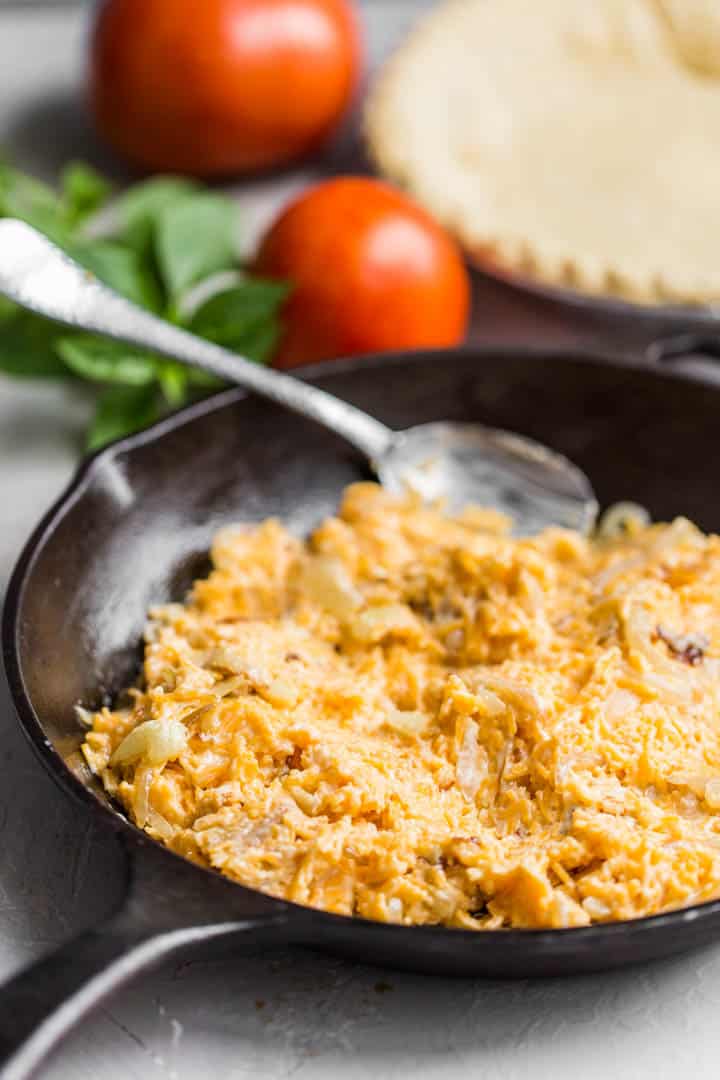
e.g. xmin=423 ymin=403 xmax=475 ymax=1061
xmin=89 ymin=0 xmax=363 ymax=176
xmin=255 ymin=177 xmax=471 ymax=368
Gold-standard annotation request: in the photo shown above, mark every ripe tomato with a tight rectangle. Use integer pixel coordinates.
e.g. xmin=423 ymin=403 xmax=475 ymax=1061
xmin=89 ymin=0 xmax=362 ymax=176
xmin=256 ymin=177 xmax=471 ymax=368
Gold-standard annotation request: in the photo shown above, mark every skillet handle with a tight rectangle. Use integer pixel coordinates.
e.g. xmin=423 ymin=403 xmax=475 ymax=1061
xmin=0 ymin=841 xmax=294 ymax=1079
xmin=0 ymin=916 xmax=234 ymax=1080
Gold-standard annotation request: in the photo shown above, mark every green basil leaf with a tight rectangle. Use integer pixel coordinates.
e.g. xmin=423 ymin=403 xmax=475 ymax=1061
xmin=0 ymin=162 xmax=69 ymax=242
xmin=57 ymin=335 xmax=159 ymax=385
xmin=87 ymin=383 xmax=161 ymax=451
xmin=187 ymin=281 xmax=289 ymax=348
xmin=69 ymin=239 xmax=163 ymax=311
xmin=155 ymin=193 xmax=237 ymax=301
xmin=233 ymin=320 xmax=281 ymax=365
xmin=157 ymin=362 xmax=189 ymax=406
xmin=61 ymin=162 xmax=112 ymax=224
xmin=0 ymin=311 xmax=69 ymax=377
xmin=115 ymin=176 xmax=199 ymax=255
xmin=0 ymin=296 xmax=18 ymax=323
xmin=185 ymin=367 xmax=227 ymax=390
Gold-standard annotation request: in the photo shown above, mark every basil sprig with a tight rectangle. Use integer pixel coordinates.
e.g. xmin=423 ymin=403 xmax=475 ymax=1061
xmin=0 ymin=161 xmax=288 ymax=449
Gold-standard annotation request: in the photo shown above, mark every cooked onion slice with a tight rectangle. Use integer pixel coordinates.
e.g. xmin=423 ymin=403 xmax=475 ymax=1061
xmin=299 ymin=555 xmax=361 ymax=618
xmin=597 ymin=502 xmax=650 ymax=540
xmin=111 ymin=718 xmax=187 ymax=768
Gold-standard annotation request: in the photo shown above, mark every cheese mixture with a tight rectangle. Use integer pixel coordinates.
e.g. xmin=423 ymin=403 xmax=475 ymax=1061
xmin=82 ymin=484 xmax=720 ymax=929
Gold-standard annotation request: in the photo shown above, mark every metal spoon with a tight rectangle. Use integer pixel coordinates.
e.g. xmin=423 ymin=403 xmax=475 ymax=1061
xmin=0 ymin=219 xmax=597 ymax=533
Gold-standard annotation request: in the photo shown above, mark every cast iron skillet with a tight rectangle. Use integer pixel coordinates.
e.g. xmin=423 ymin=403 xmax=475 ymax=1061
xmin=4 ymin=344 xmax=720 ymax=1077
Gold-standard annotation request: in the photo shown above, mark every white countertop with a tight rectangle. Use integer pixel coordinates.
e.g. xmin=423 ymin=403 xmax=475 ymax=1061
xmin=2 ymin=5 xmax=720 ymax=1078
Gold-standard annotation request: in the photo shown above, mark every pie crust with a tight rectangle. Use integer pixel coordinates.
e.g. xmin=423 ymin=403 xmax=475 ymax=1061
xmin=366 ymin=0 xmax=720 ymax=306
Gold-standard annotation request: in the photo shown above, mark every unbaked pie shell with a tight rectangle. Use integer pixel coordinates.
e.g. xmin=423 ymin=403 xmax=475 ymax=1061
xmin=366 ymin=0 xmax=720 ymax=306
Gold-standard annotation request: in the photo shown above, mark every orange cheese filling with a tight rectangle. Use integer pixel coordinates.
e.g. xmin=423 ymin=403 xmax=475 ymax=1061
xmin=83 ymin=483 xmax=720 ymax=929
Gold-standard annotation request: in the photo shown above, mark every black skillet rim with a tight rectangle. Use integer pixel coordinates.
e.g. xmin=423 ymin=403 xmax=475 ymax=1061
xmin=5 ymin=342 xmax=720 ymax=946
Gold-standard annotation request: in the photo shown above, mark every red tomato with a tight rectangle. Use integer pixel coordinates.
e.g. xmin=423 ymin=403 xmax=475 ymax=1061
xmin=255 ymin=177 xmax=471 ymax=367
xmin=89 ymin=0 xmax=362 ymax=176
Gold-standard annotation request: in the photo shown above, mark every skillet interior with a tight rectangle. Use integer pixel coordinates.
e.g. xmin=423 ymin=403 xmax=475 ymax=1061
xmin=7 ymin=345 xmax=720 ymax=976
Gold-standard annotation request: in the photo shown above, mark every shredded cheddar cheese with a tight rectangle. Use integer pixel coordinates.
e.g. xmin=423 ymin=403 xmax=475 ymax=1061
xmin=82 ymin=483 xmax=720 ymax=928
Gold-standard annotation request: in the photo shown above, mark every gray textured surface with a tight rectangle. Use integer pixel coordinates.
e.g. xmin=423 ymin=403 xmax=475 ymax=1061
xmin=2 ymin=4 xmax=720 ymax=1078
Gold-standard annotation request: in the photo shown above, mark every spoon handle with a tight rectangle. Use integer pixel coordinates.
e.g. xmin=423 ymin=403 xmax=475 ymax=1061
xmin=0 ymin=219 xmax=393 ymax=462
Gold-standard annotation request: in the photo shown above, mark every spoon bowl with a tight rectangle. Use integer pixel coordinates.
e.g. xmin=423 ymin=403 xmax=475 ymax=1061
xmin=379 ymin=420 xmax=597 ymax=532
